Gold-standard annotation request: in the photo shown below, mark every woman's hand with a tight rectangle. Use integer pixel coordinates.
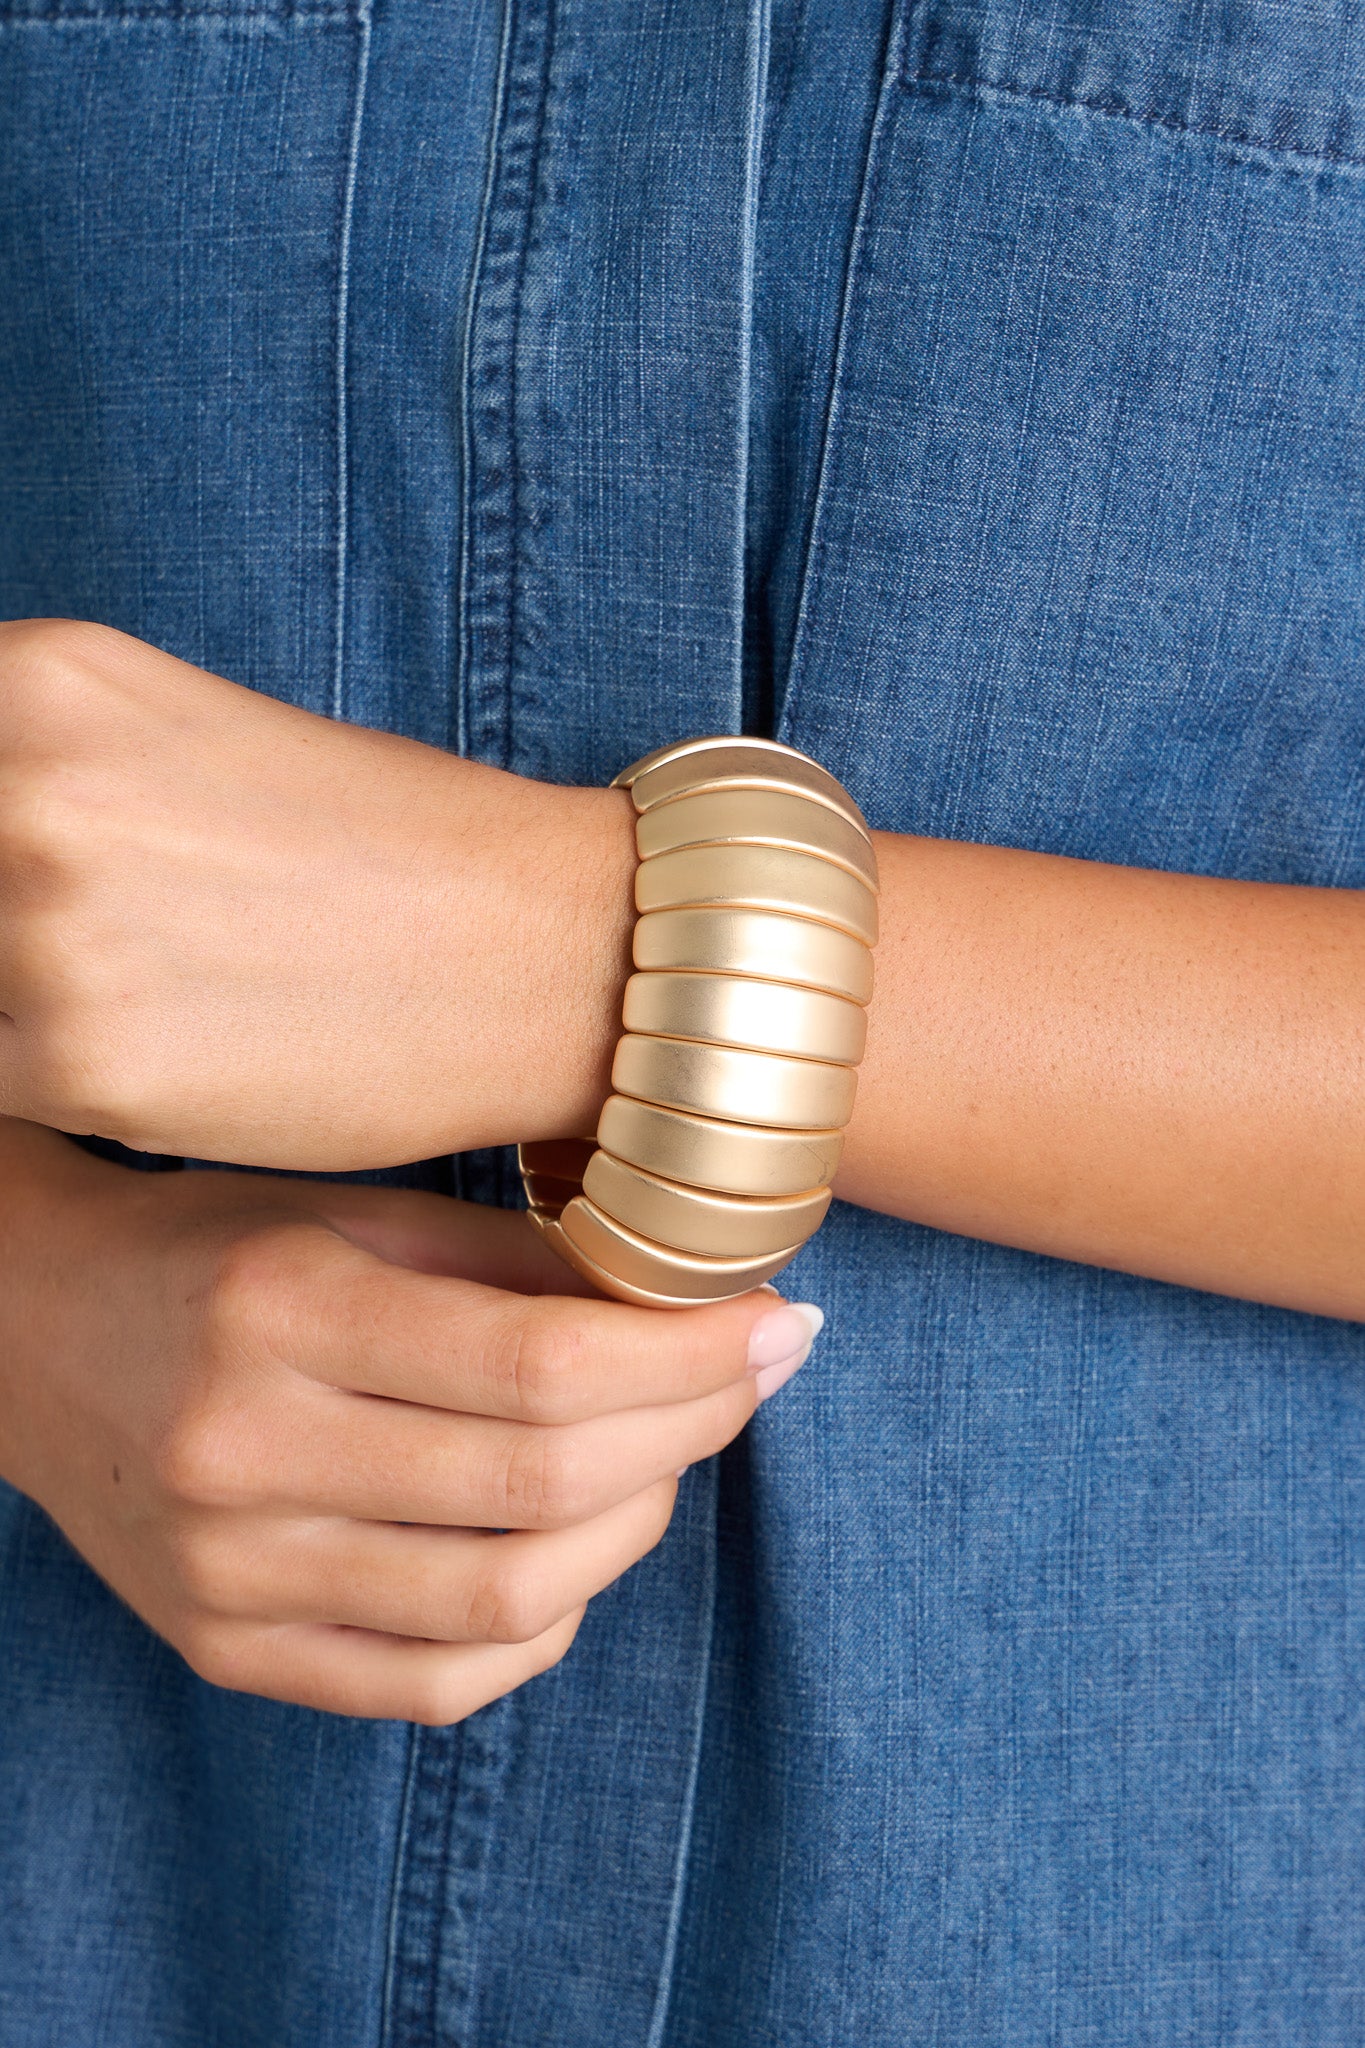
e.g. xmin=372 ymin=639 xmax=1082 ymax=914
xmin=0 ymin=618 xmax=633 ymax=1169
xmin=0 ymin=1121 xmax=816 ymax=1722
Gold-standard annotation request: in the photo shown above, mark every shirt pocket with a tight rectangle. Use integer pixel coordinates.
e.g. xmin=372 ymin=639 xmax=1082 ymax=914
xmin=778 ymin=0 xmax=1365 ymax=886
xmin=0 ymin=0 xmax=367 ymax=711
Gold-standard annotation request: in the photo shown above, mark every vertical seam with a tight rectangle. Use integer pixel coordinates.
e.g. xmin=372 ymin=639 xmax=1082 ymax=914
xmin=730 ymin=0 xmax=770 ymax=734
xmin=374 ymin=1720 xmax=467 ymax=2048
xmin=453 ymin=0 xmax=516 ymax=759
xmin=331 ymin=0 xmax=372 ymax=721
xmin=775 ymin=0 xmax=900 ymax=746
xmin=377 ymin=1723 xmax=421 ymax=2048
xmin=459 ymin=0 xmax=555 ymax=771
xmin=643 ymin=1462 xmax=722 ymax=2048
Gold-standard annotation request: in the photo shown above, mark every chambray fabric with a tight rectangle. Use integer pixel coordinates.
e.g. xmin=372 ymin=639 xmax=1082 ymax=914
xmin=2 ymin=1 xmax=1365 ymax=2043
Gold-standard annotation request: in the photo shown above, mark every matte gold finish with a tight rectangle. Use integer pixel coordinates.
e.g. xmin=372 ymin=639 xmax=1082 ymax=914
xmin=636 ymin=787 xmax=877 ymax=889
xmin=597 ymin=1094 xmax=843 ymax=1197
xmin=613 ymin=1032 xmax=858 ymax=1131
xmin=633 ymin=907 xmax=873 ymax=1004
xmin=622 ymin=971 xmax=866 ymax=1066
xmin=536 ymin=1214 xmax=779 ymax=1308
xmin=584 ymin=1149 xmax=830 ymax=1257
xmin=619 ymin=737 xmax=871 ymax=841
xmin=560 ymin=1196 xmax=801 ymax=1299
xmin=636 ymin=843 xmax=879 ymax=947
xmin=523 ymin=737 xmax=873 ymax=1304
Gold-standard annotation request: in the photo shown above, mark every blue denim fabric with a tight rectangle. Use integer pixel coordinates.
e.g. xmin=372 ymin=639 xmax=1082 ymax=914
xmin=3 ymin=1 xmax=1365 ymax=2042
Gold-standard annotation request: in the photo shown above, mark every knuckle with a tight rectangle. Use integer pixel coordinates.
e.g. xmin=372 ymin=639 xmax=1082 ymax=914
xmin=153 ymin=1401 xmax=250 ymax=1510
xmin=0 ymin=619 xmax=84 ymax=724
xmin=466 ymin=1561 xmax=553 ymax=1647
xmin=174 ymin=1613 xmax=252 ymax=1694
xmin=502 ymin=1312 xmax=588 ymax=1425
xmin=0 ymin=762 xmax=87 ymax=877
xmin=641 ymin=1481 xmax=677 ymax=1555
xmin=202 ymin=1225 xmax=308 ymax=1364
xmin=528 ymin=1609 xmax=583 ymax=1681
xmin=404 ymin=1669 xmax=474 ymax=1728
xmin=165 ymin=1519 xmax=244 ymax=1615
xmin=0 ymin=614 xmax=117 ymax=682
xmin=500 ymin=1429 xmax=591 ymax=1529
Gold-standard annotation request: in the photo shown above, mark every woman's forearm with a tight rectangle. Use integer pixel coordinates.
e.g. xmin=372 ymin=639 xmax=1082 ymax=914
xmin=522 ymin=800 xmax=1365 ymax=1321
xmin=835 ymin=832 xmax=1365 ymax=1321
xmin=4 ymin=620 xmax=1360 ymax=1321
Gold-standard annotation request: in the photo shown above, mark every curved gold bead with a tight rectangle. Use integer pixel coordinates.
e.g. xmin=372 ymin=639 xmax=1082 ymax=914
xmin=613 ymin=1032 xmax=857 ymax=1131
xmin=622 ymin=971 xmax=866 ymax=1066
xmin=634 ymin=906 xmax=874 ymax=1004
xmin=534 ymin=1214 xmax=785 ymax=1308
xmin=559 ymin=1196 xmax=802 ymax=1300
xmin=583 ymin=1149 xmax=830 ymax=1258
xmin=636 ymin=787 xmax=878 ymax=891
xmin=636 ymin=843 xmax=878 ymax=947
xmin=597 ymin=1094 xmax=843 ymax=1197
xmin=612 ymin=736 xmax=795 ymax=788
xmin=618 ymin=737 xmax=871 ymax=841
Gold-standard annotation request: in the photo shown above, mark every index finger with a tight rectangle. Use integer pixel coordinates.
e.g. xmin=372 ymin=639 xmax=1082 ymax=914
xmin=276 ymin=1226 xmax=820 ymax=1423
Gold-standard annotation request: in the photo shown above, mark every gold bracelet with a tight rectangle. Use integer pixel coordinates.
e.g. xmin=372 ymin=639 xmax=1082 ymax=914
xmin=517 ymin=736 xmax=878 ymax=1307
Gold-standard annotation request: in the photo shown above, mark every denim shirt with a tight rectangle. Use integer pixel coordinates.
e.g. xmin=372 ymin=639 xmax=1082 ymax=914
xmin=3 ymin=3 xmax=1365 ymax=2043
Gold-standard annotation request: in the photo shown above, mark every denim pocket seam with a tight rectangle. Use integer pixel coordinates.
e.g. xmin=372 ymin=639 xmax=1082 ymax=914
xmin=898 ymin=66 xmax=1365 ymax=177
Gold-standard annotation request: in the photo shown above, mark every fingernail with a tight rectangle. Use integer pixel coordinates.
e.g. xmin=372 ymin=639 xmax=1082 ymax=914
xmin=676 ymin=1466 xmax=689 ymax=1479
xmin=747 ymin=1301 xmax=823 ymax=1373
xmin=750 ymin=1304 xmax=823 ymax=1403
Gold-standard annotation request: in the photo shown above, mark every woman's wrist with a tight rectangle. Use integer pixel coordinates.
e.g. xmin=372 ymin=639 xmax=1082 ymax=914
xmin=473 ymin=774 xmax=637 ymax=1148
xmin=398 ymin=754 xmax=639 ymax=1157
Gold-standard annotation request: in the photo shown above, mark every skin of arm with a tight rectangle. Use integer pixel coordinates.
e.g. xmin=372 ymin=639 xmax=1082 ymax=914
xmin=0 ymin=615 xmax=1361 ymax=1322
xmin=845 ymin=833 xmax=1365 ymax=1322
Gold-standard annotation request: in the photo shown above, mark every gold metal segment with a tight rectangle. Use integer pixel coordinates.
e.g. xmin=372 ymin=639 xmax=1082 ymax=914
xmin=560 ymin=1196 xmax=802 ymax=1298
xmin=622 ymin=971 xmax=867 ymax=1066
xmin=537 ymin=1214 xmax=795 ymax=1308
xmin=596 ymin=1094 xmax=843 ymax=1197
xmin=621 ymin=739 xmax=871 ymax=840
xmin=633 ymin=906 xmax=873 ymax=1003
xmin=525 ymin=739 xmax=871 ymax=1305
xmin=612 ymin=734 xmax=826 ymax=788
xmin=583 ymin=1149 xmax=831 ymax=1257
xmin=635 ymin=787 xmax=878 ymax=890
xmin=612 ymin=1033 xmax=858 ymax=1131
xmin=635 ymin=843 xmax=879 ymax=947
